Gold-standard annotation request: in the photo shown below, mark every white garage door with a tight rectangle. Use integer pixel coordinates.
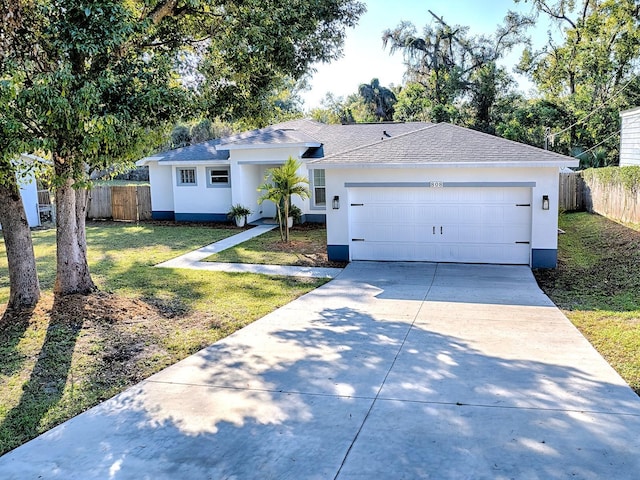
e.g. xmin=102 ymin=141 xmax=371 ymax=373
xmin=349 ymin=187 xmax=532 ymax=264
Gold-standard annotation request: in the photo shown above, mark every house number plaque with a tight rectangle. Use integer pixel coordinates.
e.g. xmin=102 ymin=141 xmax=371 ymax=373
xmin=429 ymin=181 xmax=444 ymax=188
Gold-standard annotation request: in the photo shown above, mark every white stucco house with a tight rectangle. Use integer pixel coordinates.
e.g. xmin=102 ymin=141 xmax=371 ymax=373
xmin=18 ymin=166 xmax=41 ymax=228
xmin=139 ymin=119 xmax=578 ymax=268
xmin=0 ymin=154 xmax=48 ymax=230
xmin=620 ymin=107 xmax=640 ymax=166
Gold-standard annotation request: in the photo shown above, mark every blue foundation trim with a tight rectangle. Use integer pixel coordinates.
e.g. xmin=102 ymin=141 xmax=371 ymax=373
xmin=175 ymin=213 xmax=228 ymax=222
xmin=327 ymin=244 xmax=349 ymax=262
xmin=303 ymin=213 xmax=327 ymax=224
xmin=152 ymin=210 xmax=175 ymax=221
xmin=532 ymin=249 xmax=557 ymax=269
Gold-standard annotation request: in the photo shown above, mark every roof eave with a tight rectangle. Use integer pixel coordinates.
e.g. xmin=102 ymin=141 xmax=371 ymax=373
xmin=310 ymin=160 xmax=580 ymax=169
xmin=18 ymin=153 xmax=52 ymax=165
xmin=218 ymin=141 xmax=322 ymax=150
xmin=136 ymin=156 xmax=164 ymax=166
xmin=157 ymin=159 xmax=231 ymax=166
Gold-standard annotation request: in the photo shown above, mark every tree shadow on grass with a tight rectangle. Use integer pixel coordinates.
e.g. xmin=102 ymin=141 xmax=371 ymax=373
xmin=0 ymin=307 xmax=36 ymax=378
xmin=2 ymin=301 xmax=640 ymax=478
xmin=0 ymin=296 xmax=84 ymax=454
xmin=0 ymin=292 xmax=172 ymax=456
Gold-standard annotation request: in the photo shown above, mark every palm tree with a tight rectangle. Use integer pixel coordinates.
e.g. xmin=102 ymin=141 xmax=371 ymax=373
xmin=257 ymin=157 xmax=310 ymax=242
xmin=358 ymin=78 xmax=397 ymax=121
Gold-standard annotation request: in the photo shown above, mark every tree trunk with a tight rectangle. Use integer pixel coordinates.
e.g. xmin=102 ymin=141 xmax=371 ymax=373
xmin=0 ymin=177 xmax=41 ymax=309
xmin=284 ymin=197 xmax=290 ymax=242
xmin=53 ymin=177 xmax=96 ymax=295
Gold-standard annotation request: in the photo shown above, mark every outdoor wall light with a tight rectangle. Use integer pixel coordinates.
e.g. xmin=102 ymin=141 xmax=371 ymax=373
xmin=332 ymin=195 xmax=340 ymax=210
xmin=542 ymin=195 xmax=550 ymax=210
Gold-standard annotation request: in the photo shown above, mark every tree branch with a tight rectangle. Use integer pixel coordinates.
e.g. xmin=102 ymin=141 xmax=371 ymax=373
xmin=146 ymin=0 xmax=180 ymax=25
xmin=536 ymin=0 xmax=577 ymax=29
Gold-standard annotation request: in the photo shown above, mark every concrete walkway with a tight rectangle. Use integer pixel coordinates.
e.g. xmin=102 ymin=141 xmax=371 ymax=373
xmin=156 ymin=224 xmax=343 ymax=278
xmin=1 ymin=262 xmax=640 ymax=479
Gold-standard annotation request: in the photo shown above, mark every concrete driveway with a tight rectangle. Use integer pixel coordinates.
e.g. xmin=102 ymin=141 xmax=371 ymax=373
xmin=2 ymin=262 xmax=640 ymax=479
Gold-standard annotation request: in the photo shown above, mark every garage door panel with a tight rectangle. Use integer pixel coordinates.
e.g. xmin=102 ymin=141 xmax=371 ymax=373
xmin=349 ymin=187 xmax=531 ymax=265
xmin=434 ymin=205 xmax=458 ymax=223
xmin=462 ymin=205 xmax=483 ymax=220
xmin=504 ymin=207 xmax=531 ymax=224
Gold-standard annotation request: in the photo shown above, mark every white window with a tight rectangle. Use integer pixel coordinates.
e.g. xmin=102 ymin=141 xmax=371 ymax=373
xmin=177 ymin=168 xmax=197 ymax=186
xmin=312 ymin=169 xmax=326 ymax=207
xmin=206 ymin=167 xmax=230 ymax=187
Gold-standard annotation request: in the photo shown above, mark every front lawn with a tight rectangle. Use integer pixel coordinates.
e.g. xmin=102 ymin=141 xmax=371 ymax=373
xmin=203 ymin=224 xmax=345 ymax=267
xmin=534 ymin=212 xmax=640 ymax=395
xmin=0 ymin=223 xmax=327 ymax=455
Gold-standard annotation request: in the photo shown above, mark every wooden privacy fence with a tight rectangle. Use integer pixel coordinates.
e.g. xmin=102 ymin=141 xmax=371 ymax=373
xmin=87 ymin=186 xmax=112 ymax=219
xmin=559 ymin=170 xmax=640 ymax=224
xmin=87 ymin=185 xmax=151 ymax=221
xmin=582 ymin=176 xmax=640 ymax=225
xmin=559 ymin=171 xmax=585 ymax=212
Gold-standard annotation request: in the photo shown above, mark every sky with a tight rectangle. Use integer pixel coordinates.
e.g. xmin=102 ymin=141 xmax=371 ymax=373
xmin=300 ymin=0 xmax=555 ymax=109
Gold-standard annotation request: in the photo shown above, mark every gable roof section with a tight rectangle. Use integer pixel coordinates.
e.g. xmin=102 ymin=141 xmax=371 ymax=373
xmin=309 ymin=123 xmax=579 ymax=168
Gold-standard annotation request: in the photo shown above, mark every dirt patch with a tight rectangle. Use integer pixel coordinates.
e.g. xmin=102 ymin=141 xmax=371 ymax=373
xmin=0 ymin=291 xmax=213 ymax=392
xmin=534 ymin=216 xmax=640 ymax=308
xmin=263 ymin=224 xmax=346 ymax=268
xmin=49 ymin=291 xmax=157 ymax=325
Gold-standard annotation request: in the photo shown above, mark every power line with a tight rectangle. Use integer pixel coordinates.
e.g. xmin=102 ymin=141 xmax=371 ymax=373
xmin=546 ymin=77 xmax=636 ymax=141
xmin=580 ymin=129 xmax=621 ymax=156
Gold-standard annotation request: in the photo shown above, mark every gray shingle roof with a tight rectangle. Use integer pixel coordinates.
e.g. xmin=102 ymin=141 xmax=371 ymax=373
xmin=155 ymin=138 xmax=229 ymax=162
xmin=146 ymin=120 xmax=576 ymax=167
xmin=149 ymin=119 xmax=432 ymax=163
xmin=310 ymin=123 xmax=579 ymax=166
xmin=219 ymin=127 xmax=321 ymax=147
xmin=286 ymin=119 xmax=432 ymax=157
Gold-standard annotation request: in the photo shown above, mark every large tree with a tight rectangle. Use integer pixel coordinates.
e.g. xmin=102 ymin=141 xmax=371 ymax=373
xmin=383 ymin=10 xmax=531 ymax=130
xmin=358 ymin=78 xmax=397 ymax=121
xmin=0 ymin=0 xmax=41 ymax=310
xmin=2 ymin=0 xmax=365 ymax=297
xmin=516 ymin=0 xmax=640 ymax=160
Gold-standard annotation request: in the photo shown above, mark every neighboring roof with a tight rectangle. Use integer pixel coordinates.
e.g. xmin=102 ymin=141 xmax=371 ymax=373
xmin=137 ymin=119 xmax=432 ymax=165
xmin=309 ymin=123 xmax=580 ymax=168
xmin=621 ymin=106 xmax=640 ymax=118
xmin=19 ymin=153 xmax=51 ymax=165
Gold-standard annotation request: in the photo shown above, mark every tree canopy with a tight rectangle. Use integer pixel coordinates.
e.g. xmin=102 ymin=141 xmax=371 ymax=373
xmin=382 ymin=9 xmax=532 ymax=130
xmin=0 ymin=0 xmax=366 ymax=300
xmin=515 ymin=0 xmax=640 ymax=162
xmin=358 ymin=78 xmax=397 ymax=121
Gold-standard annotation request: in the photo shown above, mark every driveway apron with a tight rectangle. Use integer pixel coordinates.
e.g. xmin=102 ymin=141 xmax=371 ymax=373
xmin=1 ymin=262 xmax=640 ymax=479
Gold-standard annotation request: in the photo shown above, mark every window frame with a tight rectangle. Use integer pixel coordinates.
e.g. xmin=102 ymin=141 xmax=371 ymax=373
xmin=310 ymin=169 xmax=326 ymax=209
xmin=206 ymin=166 xmax=231 ymax=188
xmin=176 ymin=167 xmax=197 ymax=186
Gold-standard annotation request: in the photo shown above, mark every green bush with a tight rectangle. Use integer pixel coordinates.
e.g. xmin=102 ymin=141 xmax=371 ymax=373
xmin=289 ymin=205 xmax=303 ymax=224
xmin=582 ymin=166 xmax=640 ymax=194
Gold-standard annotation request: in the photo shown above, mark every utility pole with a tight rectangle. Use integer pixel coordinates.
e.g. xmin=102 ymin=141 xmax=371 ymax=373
xmin=544 ymin=127 xmax=550 ymax=150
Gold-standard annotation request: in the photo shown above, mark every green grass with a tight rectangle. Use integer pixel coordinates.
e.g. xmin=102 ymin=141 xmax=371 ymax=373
xmin=534 ymin=212 xmax=640 ymax=394
xmin=203 ymin=226 xmax=332 ymax=266
xmin=0 ymin=223 xmax=327 ymax=454
xmin=1 ymin=224 xmax=237 ymax=302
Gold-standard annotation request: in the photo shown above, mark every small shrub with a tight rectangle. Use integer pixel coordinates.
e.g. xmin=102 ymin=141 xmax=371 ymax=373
xmin=289 ymin=205 xmax=303 ymax=224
